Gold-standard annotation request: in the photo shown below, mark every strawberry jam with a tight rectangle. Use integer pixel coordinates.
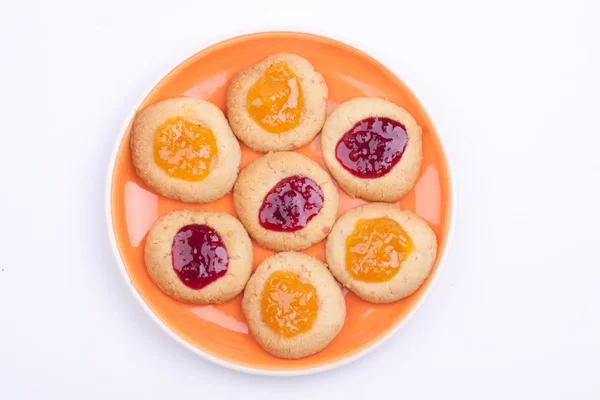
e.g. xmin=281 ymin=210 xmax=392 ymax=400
xmin=335 ymin=117 xmax=408 ymax=178
xmin=258 ymin=175 xmax=324 ymax=232
xmin=171 ymin=224 xmax=228 ymax=289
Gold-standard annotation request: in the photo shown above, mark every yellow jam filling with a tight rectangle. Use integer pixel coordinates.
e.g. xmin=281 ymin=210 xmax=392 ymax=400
xmin=345 ymin=217 xmax=414 ymax=282
xmin=153 ymin=116 xmax=217 ymax=181
xmin=261 ymin=271 xmax=318 ymax=337
xmin=247 ymin=62 xmax=303 ymax=134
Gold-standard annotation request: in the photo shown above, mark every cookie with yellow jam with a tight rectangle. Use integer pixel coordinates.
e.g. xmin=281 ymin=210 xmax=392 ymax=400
xmin=227 ymin=53 xmax=328 ymax=152
xmin=325 ymin=203 xmax=437 ymax=303
xmin=242 ymin=252 xmax=346 ymax=359
xmin=131 ymin=97 xmax=241 ymax=203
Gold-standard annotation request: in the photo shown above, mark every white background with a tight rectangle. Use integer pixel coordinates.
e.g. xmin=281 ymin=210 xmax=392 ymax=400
xmin=1 ymin=0 xmax=599 ymax=398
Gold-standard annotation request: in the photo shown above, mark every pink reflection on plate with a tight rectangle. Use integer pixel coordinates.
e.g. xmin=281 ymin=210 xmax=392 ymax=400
xmin=336 ymin=73 xmax=387 ymax=98
xmin=308 ymin=135 xmax=323 ymax=158
xmin=326 ymin=99 xmax=338 ymax=116
xmin=190 ymin=305 xmax=248 ymax=334
xmin=415 ymin=165 xmax=441 ymax=225
xmin=124 ymin=182 xmax=158 ymax=247
xmin=183 ymin=72 xmax=229 ymax=100
xmin=359 ymin=308 xmax=376 ymax=320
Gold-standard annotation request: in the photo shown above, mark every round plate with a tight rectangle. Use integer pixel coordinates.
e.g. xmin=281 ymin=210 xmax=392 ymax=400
xmin=106 ymin=31 xmax=455 ymax=375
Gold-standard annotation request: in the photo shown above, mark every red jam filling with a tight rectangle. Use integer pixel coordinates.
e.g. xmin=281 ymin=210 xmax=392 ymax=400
xmin=258 ymin=175 xmax=324 ymax=232
xmin=335 ymin=117 xmax=408 ymax=178
xmin=171 ymin=224 xmax=228 ymax=289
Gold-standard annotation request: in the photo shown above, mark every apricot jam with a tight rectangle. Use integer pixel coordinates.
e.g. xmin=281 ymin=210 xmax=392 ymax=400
xmin=258 ymin=175 xmax=324 ymax=232
xmin=171 ymin=224 xmax=228 ymax=289
xmin=336 ymin=117 xmax=408 ymax=178
xmin=261 ymin=271 xmax=318 ymax=337
xmin=247 ymin=62 xmax=303 ymax=134
xmin=153 ymin=116 xmax=218 ymax=181
xmin=345 ymin=217 xmax=413 ymax=282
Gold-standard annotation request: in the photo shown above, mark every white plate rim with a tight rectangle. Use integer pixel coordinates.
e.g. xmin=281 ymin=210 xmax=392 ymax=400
xmin=104 ymin=27 xmax=458 ymax=377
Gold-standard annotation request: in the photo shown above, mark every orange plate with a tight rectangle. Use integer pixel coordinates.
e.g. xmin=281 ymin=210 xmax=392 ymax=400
xmin=107 ymin=31 xmax=454 ymax=374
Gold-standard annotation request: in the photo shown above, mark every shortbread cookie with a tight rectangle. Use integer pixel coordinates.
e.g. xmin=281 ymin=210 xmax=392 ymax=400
xmin=233 ymin=152 xmax=338 ymax=251
xmin=326 ymin=203 xmax=436 ymax=303
xmin=321 ymin=97 xmax=422 ymax=202
xmin=227 ymin=53 xmax=327 ymax=152
xmin=242 ymin=252 xmax=346 ymax=359
xmin=144 ymin=210 xmax=252 ymax=304
xmin=131 ymin=97 xmax=241 ymax=203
